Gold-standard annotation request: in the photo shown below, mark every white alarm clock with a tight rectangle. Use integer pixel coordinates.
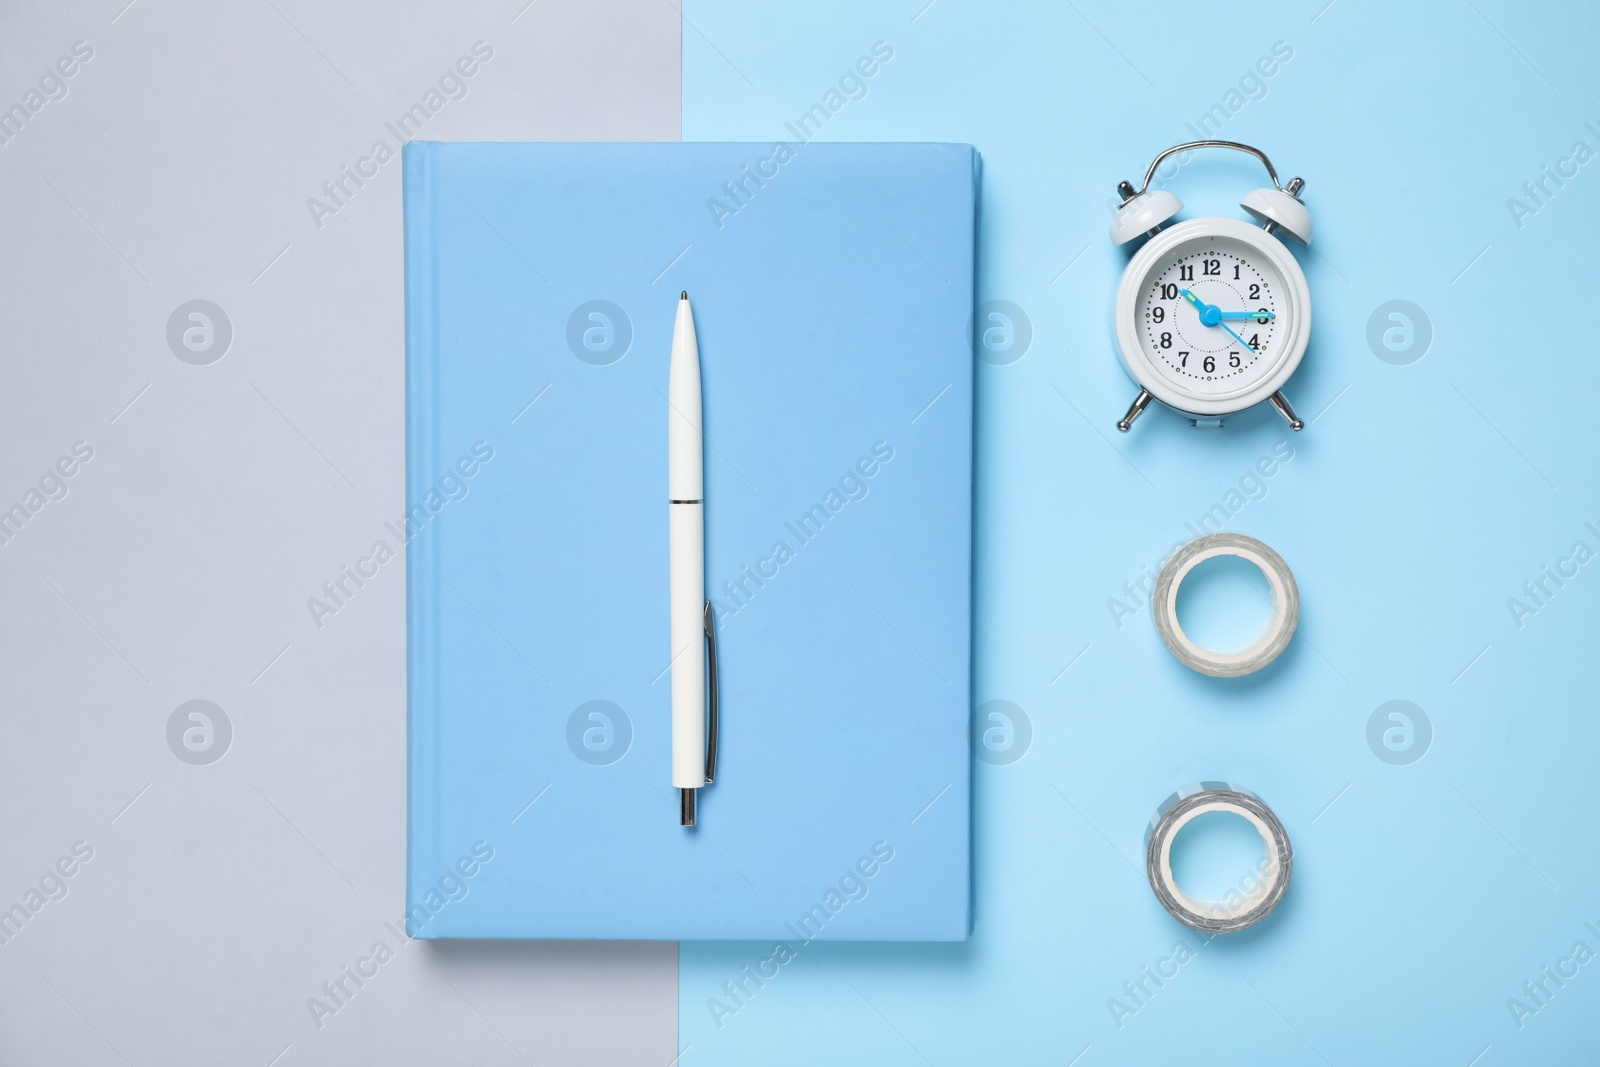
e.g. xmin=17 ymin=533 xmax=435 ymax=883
xmin=1109 ymin=141 xmax=1312 ymax=433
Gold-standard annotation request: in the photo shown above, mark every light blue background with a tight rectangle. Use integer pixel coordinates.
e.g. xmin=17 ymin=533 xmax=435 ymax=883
xmin=681 ymin=1 xmax=1600 ymax=1062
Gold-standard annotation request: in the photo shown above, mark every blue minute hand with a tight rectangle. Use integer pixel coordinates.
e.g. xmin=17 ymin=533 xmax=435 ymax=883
xmin=1180 ymin=289 xmax=1225 ymax=327
xmin=1177 ymin=291 xmax=1256 ymax=349
xmin=1218 ymin=309 xmax=1273 ymax=320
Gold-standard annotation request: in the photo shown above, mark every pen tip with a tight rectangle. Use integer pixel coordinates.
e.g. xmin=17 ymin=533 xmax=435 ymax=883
xmin=680 ymin=291 xmax=688 ymax=300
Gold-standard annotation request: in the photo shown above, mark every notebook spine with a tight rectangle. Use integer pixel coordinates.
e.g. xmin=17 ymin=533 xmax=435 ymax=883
xmin=402 ymin=141 xmax=442 ymax=922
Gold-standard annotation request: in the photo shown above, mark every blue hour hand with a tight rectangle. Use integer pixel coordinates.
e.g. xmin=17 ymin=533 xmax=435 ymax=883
xmin=1179 ymin=289 xmax=1273 ymax=324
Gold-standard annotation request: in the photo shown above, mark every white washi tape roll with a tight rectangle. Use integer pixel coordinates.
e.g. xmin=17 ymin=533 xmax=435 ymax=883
xmin=1152 ymin=532 xmax=1298 ymax=677
xmin=1143 ymin=782 xmax=1292 ymax=934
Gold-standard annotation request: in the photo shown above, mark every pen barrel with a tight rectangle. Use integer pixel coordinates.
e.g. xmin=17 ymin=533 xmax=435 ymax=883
xmin=669 ymin=501 xmax=705 ymax=789
xmin=668 ymin=302 xmax=703 ymax=501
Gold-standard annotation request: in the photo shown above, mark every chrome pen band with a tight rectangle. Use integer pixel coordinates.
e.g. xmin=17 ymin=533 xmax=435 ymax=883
xmin=671 ymin=499 xmax=700 ymax=504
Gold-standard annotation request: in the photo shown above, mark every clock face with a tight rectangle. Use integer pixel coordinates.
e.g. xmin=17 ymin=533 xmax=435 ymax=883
xmin=1136 ymin=235 xmax=1290 ymax=397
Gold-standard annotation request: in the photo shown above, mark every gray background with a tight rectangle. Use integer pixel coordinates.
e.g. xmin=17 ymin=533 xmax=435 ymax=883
xmin=0 ymin=0 xmax=681 ymax=1063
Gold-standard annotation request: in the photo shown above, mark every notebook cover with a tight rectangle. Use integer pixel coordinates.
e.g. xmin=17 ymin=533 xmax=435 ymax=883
xmin=404 ymin=141 xmax=976 ymax=940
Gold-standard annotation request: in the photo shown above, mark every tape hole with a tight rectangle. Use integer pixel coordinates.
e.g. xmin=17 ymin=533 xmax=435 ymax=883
xmin=1174 ymin=554 xmax=1273 ymax=654
xmin=1169 ymin=810 xmax=1266 ymax=903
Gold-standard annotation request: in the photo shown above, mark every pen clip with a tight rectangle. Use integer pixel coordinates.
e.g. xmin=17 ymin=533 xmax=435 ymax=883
xmin=702 ymin=598 xmax=718 ymax=786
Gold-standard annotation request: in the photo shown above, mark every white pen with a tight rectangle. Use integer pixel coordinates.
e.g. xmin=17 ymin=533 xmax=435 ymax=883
xmin=669 ymin=291 xmax=717 ymax=827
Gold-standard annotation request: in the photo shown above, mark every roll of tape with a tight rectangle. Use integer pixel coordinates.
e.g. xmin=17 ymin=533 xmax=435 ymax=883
xmin=1144 ymin=782 xmax=1292 ymax=934
xmin=1152 ymin=532 xmax=1298 ymax=677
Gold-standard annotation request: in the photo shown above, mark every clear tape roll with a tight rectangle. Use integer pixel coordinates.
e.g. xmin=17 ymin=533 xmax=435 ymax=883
xmin=1152 ymin=532 xmax=1298 ymax=678
xmin=1143 ymin=782 xmax=1292 ymax=934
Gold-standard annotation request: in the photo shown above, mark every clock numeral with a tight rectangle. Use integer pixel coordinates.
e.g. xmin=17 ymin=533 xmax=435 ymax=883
xmin=1202 ymin=355 xmax=1215 ymax=373
xmin=1249 ymin=284 xmax=1261 ymax=300
xmin=1203 ymin=259 xmax=1220 ymax=276
xmin=1230 ymin=352 xmax=1242 ymax=368
xmin=1233 ymin=264 xmax=1240 ymax=280
xmin=1178 ymin=351 xmax=1189 ymax=368
xmin=1248 ymin=334 xmax=1261 ymax=351
xmin=1159 ymin=332 xmax=1172 ymax=348
xmin=1151 ymin=306 xmax=1165 ymax=323
xmin=1255 ymin=307 xmax=1271 ymax=324
xmin=1160 ymin=283 xmax=1178 ymax=300
xmin=1179 ymin=265 xmax=1194 ymax=281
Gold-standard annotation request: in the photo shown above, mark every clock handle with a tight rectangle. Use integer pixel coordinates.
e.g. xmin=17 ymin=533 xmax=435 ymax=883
xmin=1117 ymin=388 xmax=1153 ymax=432
xmin=1269 ymin=391 xmax=1305 ymax=432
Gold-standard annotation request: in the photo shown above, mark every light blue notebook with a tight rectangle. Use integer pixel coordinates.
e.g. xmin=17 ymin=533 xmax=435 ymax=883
xmin=404 ymin=141 xmax=977 ymax=940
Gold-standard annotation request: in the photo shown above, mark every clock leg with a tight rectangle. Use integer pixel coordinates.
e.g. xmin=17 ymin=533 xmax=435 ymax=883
xmin=1268 ymin=390 xmax=1305 ymax=431
xmin=1116 ymin=388 xmax=1153 ymax=432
